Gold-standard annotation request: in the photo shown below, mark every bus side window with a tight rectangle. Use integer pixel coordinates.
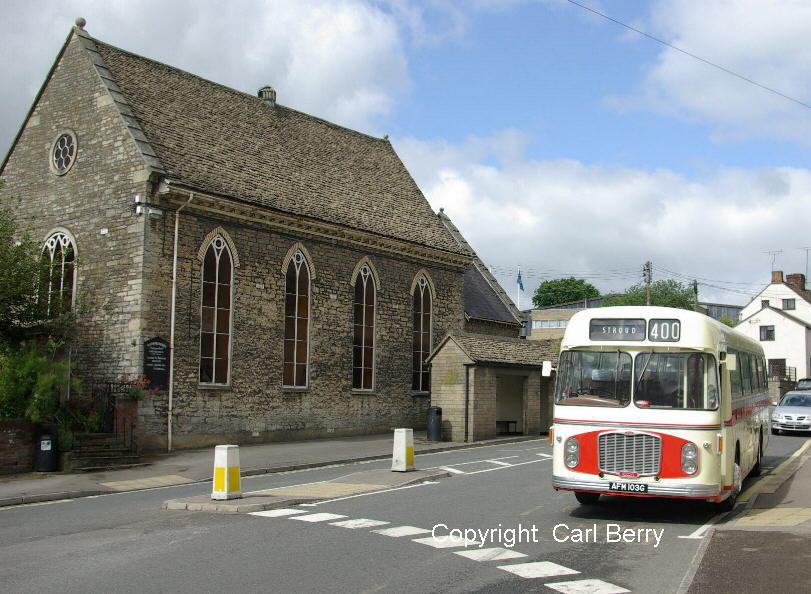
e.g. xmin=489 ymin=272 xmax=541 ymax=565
xmin=740 ymin=352 xmax=752 ymax=394
xmin=748 ymin=354 xmax=759 ymax=391
xmin=729 ymin=349 xmax=742 ymax=397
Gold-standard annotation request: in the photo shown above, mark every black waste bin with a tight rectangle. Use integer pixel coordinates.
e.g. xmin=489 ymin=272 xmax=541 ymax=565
xmin=35 ymin=423 xmax=59 ymax=472
xmin=427 ymin=406 xmax=442 ymax=441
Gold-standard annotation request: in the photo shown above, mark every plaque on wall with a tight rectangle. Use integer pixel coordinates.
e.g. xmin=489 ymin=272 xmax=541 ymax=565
xmin=143 ymin=337 xmax=169 ymax=390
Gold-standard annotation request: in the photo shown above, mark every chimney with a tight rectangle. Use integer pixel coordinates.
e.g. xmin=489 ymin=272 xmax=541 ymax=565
xmin=258 ymin=86 xmax=276 ymax=107
xmin=772 ymin=270 xmax=784 ymax=284
xmin=787 ymin=273 xmax=806 ymax=291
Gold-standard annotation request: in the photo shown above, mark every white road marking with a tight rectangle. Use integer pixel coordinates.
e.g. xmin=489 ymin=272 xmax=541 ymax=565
xmin=372 ymin=526 xmax=431 ymax=538
xmin=455 ymin=547 xmax=527 ymax=562
xmin=464 ymin=459 xmax=545 ymax=474
xmin=300 ymin=481 xmax=439 ymax=506
xmin=545 ymin=579 xmax=630 ymax=593
xmin=249 ymin=508 xmax=307 ymax=518
xmin=412 ymin=536 xmax=480 ymax=549
xmin=486 ymin=460 xmax=514 ymax=467
xmin=330 ymin=518 xmax=390 ymax=529
xmin=289 ymin=512 xmax=347 ymax=522
xmin=678 ymin=513 xmax=723 ymax=539
xmin=439 ymin=466 xmax=466 ymax=474
xmin=536 ymin=453 xmax=553 ymax=459
xmin=498 ymin=561 xmax=580 ymax=579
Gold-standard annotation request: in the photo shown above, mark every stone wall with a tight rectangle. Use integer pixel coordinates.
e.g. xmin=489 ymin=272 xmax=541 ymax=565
xmin=0 ymin=420 xmax=35 ymax=475
xmin=428 ymin=340 xmax=473 ymax=441
xmin=0 ymin=33 xmax=149 ymax=385
xmin=137 ymin=208 xmax=467 ymax=450
xmin=465 ymin=318 xmax=520 ymax=338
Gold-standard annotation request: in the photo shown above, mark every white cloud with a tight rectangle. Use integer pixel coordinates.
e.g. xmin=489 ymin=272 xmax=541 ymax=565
xmin=0 ymin=0 xmax=409 ymax=151
xmin=610 ymin=0 xmax=811 ymax=144
xmin=396 ymin=131 xmax=811 ymax=304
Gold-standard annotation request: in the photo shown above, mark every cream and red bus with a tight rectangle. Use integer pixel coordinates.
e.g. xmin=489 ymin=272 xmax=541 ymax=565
xmin=551 ymin=306 xmax=769 ymax=510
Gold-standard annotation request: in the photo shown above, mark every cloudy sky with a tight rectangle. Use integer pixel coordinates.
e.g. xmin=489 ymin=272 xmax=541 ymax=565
xmin=4 ymin=0 xmax=811 ymax=307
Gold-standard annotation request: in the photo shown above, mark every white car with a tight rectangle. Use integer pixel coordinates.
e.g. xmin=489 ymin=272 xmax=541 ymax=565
xmin=772 ymin=391 xmax=811 ymax=434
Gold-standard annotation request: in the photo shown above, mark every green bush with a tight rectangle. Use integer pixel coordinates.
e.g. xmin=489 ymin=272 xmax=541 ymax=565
xmin=0 ymin=339 xmax=81 ymax=422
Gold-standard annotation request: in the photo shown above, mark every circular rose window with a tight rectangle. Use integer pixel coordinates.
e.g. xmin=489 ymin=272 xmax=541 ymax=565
xmin=51 ymin=131 xmax=77 ymax=175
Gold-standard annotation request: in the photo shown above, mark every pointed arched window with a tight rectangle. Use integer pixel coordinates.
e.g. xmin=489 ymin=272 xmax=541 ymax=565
xmin=284 ymin=250 xmax=310 ymax=387
xmin=412 ymin=275 xmax=432 ymax=392
xmin=41 ymin=232 xmax=76 ymax=316
xmin=200 ymin=236 xmax=233 ymax=385
xmin=353 ymin=264 xmax=376 ymax=390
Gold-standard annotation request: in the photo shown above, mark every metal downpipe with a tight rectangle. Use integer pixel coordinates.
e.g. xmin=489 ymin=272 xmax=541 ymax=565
xmin=167 ymin=192 xmax=194 ymax=452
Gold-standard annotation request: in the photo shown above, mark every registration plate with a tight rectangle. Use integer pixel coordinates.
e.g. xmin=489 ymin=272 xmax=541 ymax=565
xmin=608 ymin=481 xmax=648 ymax=493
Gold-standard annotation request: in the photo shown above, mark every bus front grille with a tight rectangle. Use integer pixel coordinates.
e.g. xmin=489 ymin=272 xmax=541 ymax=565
xmin=598 ymin=432 xmax=661 ymax=476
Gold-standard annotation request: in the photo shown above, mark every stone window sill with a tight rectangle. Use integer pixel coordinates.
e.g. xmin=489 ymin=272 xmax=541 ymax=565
xmin=199 ymin=383 xmax=232 ymax=391
xmin=411 ymin=391 xmax=430 ymax=398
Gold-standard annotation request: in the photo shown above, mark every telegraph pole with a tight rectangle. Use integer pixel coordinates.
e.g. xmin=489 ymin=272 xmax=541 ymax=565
xmin=693 ymin=280 xmax=699 ymax=311
xmin=643 ymin=261 xmax=652 ymax=306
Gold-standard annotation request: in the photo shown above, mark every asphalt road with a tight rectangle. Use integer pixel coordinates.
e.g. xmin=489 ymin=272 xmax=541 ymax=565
xmin=0 ymin=434 xmax=806 ymax=593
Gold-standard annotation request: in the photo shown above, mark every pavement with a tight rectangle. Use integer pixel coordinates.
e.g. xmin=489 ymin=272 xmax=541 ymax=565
xmin=0 ymin=430 xmax=538 ymax=507
xmin=686 ymin=437 xmax=811 ymax=593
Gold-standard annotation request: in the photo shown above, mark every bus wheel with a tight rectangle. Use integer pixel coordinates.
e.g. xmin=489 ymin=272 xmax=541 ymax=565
xmin=750 ymin=434 xmax=763 ymax=477
xmin=717 ymin=458 xmax=742 ymax=512
xmin=575 ymin=491 xmax=600 ymax=505
xmin=771 ymin=427 xmax=780 ymax=435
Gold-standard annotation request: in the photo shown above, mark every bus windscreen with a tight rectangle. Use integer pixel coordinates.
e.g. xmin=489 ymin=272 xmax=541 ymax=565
xmin=555 ymin=350 xmax=632 ymax=407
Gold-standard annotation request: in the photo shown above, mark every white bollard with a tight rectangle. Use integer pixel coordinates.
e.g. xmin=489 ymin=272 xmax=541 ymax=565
xmin=391 ymin=428 xmax=415 ymax=472
xmin=212 ymin=444 xmax=242 ymax=500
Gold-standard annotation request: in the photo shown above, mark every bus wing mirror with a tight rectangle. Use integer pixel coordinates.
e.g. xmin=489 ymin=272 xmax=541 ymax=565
xmin=724 ymin=353 xmax=737 ymax=371
xmin=542 ymin=360 xmax=553 ymax=377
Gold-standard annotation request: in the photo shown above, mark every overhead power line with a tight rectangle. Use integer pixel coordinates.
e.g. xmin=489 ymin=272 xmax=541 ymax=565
xmin=565 ymin=0 xmax=811 ymax=110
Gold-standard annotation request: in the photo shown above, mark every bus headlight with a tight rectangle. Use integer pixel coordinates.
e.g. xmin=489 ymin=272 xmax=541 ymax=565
xmin=681 ymin=442 xmax=699 ymax=475
xmin=564 ymin=437 xmax=580 ymax=468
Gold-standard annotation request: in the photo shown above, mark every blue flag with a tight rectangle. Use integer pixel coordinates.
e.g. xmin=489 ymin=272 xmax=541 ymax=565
xmin=516 ymin=270 xmax=524 ymax=292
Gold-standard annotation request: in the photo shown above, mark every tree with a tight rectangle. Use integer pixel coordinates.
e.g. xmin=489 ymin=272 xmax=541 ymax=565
xmin=601 ymin=279 xmax=695 ymax=310
xmin=532 ymin=277 xmax=599 ymax=308
xmin=0 ymin=208 xmax=54 ymax=345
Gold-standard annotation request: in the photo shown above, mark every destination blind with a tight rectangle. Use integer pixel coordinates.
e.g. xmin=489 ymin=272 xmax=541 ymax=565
xmin=589 ymin=319 xmax=646 ymax=341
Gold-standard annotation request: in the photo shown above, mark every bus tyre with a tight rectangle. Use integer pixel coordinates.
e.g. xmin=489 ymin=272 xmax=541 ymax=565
xmin=717 ymin=461 xmax=742 ymax=512
xmin=575 ymin=491 xmax=600 ymax=505
xmin=771 ymin=427 xmax=780 ymax=435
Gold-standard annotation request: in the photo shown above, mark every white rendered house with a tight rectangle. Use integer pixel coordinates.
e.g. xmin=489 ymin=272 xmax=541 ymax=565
xmin=737 ymin=271 xmax=811 ymax=380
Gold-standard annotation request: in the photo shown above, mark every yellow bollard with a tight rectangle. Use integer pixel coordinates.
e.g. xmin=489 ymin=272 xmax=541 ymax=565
xmin=212 ymin=444 xmax=242 ymax=500
xmin=391 ymin=428 xmax=415 ymax=472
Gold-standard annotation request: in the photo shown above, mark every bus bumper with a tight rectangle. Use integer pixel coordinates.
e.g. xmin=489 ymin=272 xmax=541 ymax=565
xmin=552 ymin=475 xmax=721 ymax=499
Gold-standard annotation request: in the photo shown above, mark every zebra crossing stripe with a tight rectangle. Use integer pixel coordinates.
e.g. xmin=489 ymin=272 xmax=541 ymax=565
xmin=454 ymin=547 xmax=527 ymax=562
xmin=330 ymin=518 xmax=390 ymax=529
xmin=249 ymin=509 xmax=307 ymax=517
xmin=412 ymin=536 xmax=480 ymax=549
xmin=371 ymin=526 xmax=431 ymax=537
xmin=497 ymin=561 xmax=580 ymax=579
xmin=545 ymin=579 xmax=630 ymax=593
xmin=290 ymin=513 xmax=347 ymax=522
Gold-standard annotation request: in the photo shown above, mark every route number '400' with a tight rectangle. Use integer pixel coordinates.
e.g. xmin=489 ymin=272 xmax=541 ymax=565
xmin=648 ymin=319 xmax=680 ymax=342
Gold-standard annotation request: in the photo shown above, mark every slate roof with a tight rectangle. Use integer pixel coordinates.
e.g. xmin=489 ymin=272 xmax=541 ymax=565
xmin=80 ymin=33 xmax=466 ymax=256
xmin=428 ymin=333 xmax=557 ymax=368
xmin=464 ymin=264 xmax=519 ymax=324
xmin=438 ymin=210 xmax=520 ymax=325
